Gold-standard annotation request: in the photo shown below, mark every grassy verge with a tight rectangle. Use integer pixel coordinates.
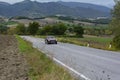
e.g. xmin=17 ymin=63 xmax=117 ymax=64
xmin=57 ymin=36 xmax=114 ymax=50
xmin=16 ymin=35 xmax=76 ymax=80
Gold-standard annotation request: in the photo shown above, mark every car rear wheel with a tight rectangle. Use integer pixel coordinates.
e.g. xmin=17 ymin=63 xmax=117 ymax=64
xmin=55 ymin=41 xmax=57 ymax=44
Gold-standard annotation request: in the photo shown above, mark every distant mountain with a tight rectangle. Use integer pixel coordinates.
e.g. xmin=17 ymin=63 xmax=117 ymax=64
xmin=0 ymin=2 xmax=10 ymax=6
xmin=0 ymin=2 xmax=11 ymax=16
xmin=58 ymin=1 xmax=111 ymax=13
xmin=0 ymin=0 xmax=111 ymax=18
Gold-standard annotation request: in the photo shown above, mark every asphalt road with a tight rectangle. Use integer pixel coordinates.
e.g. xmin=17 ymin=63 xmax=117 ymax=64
xmin=21 ymin=36 xmax=120 ymax=80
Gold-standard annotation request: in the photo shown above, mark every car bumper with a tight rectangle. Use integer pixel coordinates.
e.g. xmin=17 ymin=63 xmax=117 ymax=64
xmin=48 ymin=40 xmax=57 ymax=44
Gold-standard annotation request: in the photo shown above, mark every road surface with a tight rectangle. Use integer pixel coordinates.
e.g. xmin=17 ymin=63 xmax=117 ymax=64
xmin=21 ymin=36 xmax=120 ymax=80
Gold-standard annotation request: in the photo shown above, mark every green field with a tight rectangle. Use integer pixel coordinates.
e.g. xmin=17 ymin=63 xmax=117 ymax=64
xmin=16 ymin=35 xmax=76 ymax=80
xmin=57 ymin=35 xmax=112 ymax=50
xmin=75 ymin=35 xmax=112 ymax=44
xmin=1 ymin=21 xmax=18 ymax=25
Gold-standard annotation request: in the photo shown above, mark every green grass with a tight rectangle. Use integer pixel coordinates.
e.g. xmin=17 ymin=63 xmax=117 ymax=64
xmin=76 ymin=36 xmax=112 ymax=44
xmin=84 ymin=25 xmax=109 ymax=29
xmin=57 ymin=35 xmax=113 ymax=50
xmin=1 ymin=21 xmax=18 ymax=25
xmin=16 ymin=35 xmax=76 ymax=80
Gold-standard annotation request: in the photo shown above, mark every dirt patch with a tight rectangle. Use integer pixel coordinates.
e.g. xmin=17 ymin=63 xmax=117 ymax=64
xmin=0 ymin=35 xmax=28 ymax=80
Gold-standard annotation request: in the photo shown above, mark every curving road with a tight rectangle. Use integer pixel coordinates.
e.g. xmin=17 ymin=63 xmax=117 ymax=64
xmin=21 ymin=36 xmax=120 ymax=80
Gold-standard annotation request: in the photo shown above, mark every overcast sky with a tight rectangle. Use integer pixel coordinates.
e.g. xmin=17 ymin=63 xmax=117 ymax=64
xmin=0 ymin=0 xmax=115 ymax=8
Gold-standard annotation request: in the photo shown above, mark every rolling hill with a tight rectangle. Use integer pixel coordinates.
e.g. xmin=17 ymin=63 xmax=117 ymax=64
xmin=0 ymin=0 xmax=111 ymax=18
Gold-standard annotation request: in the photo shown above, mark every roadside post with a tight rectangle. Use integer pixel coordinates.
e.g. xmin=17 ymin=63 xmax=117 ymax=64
xmin=109 ymin=43 xmax=112 ymax=49
xmin=87 ymin=42 xmax=90 ymax=47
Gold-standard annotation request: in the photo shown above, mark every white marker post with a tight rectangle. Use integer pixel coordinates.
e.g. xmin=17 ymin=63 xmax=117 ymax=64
xmin=109 ymin=44 xmax=112 ymax=49
xmin=87 ymin=43 xmax=90 ymax=47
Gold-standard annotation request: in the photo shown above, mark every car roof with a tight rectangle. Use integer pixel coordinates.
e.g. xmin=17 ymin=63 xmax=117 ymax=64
xmin=47 ymin=36 xmax=55 ymax=38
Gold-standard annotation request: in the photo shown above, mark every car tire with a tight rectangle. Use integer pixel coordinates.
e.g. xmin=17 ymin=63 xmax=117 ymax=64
xmin=45 ymin=40 xmax=48 ymax=44
xmin=55 ymin=41 xmax=57 ymax=44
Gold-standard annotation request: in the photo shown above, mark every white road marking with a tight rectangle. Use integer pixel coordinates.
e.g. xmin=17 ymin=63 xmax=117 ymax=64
xmin=53 ymin=58 xmax=91 ymax=80
xmin=36 ymin=48 xmax=91 ymax=80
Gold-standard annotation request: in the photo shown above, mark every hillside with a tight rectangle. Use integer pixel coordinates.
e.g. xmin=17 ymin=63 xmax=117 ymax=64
xmin=0 ymin=0 xmax=111 ymax=18
xmin=58 ymin=1 xmax=110 ymax=13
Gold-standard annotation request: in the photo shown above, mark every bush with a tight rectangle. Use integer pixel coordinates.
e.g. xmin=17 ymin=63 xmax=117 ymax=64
xmin=42 ymin=25 xmax=53 ymax=35
xmin=15 ymin=24 xmax=26 ymax=35
xmin=0 ymin=25 xmax=8 ymax=34
xmin=51 ymin=23 xmax=67 ymax=35
xmin=28 ymin=22 xmax=39 ymax=35
xmin=112 ymin=34 xmax=120 ymax=49
xmin=7 ymin=27 xmax=16 ymax=35
xmin=110 ymin=2 xmax=120 ymax=50
xmin=73 ymin=25 xmax=84 ymax=37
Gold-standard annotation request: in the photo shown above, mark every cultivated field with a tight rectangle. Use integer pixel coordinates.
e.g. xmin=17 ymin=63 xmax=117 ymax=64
xmin=0 ymin=35 xmax=28 ymax=80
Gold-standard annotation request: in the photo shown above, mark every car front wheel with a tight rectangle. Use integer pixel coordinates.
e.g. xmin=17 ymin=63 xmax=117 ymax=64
xmin=45 ymin=40 xmax=48 ymax=44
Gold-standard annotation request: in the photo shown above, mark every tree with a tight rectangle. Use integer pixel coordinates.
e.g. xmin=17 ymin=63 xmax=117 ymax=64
xmin=15 ymin=24 xmax=26 ymax=35
xmin=43 ymin=25 xmax=52 ymax=35
xmin=0 ymin=25 xmax=8 ymax=34
xmin=38 ymin=23 xmax=67 ymax=35
xmin=110 ymin=2 xmax=120 ymax=49
xmin=38 ymin=25 xmax=52 ymax=35
xmin=28 ymin=22 xmax=39 ymax=35
xmin=51 ymin=23 xmax=67 ymax=35
xmin=112 ymin=34 xmax=120 ymax=49
xmin=73 ymin=25 xmax=84 ymax=37
xmin=110 ymin=2 xmax=120 ymax=35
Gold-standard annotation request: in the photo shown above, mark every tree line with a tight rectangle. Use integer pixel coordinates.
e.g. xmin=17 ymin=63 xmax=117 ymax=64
xmin=7 ymin=22 xmax=84 ymax=37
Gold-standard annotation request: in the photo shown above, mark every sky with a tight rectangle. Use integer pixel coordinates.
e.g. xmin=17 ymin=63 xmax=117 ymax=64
xmin=0 ymin=0 xmax=115 ymax=8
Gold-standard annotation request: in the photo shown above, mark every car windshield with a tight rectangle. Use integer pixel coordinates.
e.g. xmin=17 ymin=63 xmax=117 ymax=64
xmin=47 ymin=36 xmax=55 ymax=38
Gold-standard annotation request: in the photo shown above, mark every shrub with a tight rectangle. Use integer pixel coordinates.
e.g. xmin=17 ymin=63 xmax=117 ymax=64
xmin=112 ymin=34 xmax=120 ymax=49
xmin=28 ymin=22 xmax=39 ymax=35
xmin=73 ymin=25 xmax=84 ymax=37
xmin=15 ymin=24 xmax=26 ymax=35
xmin=51 ymin=23 xmax=67 ymax=35
xmin=0 ymin=25 xmax=8 ymax=34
